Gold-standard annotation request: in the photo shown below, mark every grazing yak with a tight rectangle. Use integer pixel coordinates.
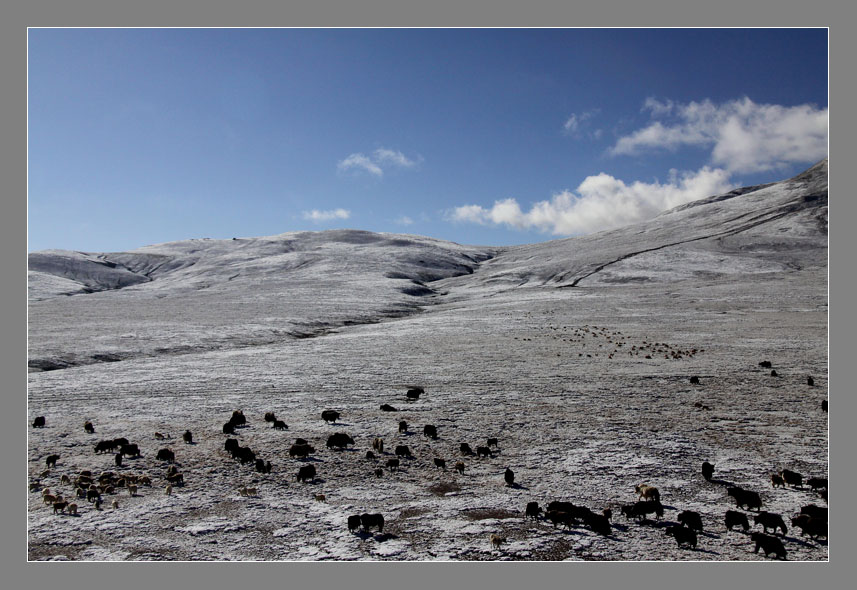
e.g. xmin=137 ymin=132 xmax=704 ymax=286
xmin=45 ymin=454 xmax=60 ymax=468
xmin=487 ymin=437 xmax=499 ymax=448
xmin=372 ymin=438 xmax=384 ymax=454
xmin=84 ymin=421 xmax=95 ymax=434
xmin=770 ymin=370 xmax=779 ymax=377
xmin=182 ymin=430 xmax=193 ymax=444
xmin=296 ymin=464 xmax=317 ymax=483
xmin=546 ymin=510 xmax=574 ymax=529
xmin=386 ymin=458 xmax=400 ymax=472
xmin=525 ymin=502 xmax=542 ymax=520
xmin=702 ymin=461 xmax=715 ymax=482
xmin=689 ymin=376 xmax=700 ymax=385
xmin=119 ymin=444 xmax=140 ymax=458
xmin=454 ymin=462 xmax=465 ymax=475
xmin=460 ymin=443 xmax=475 ymax=457
xmin=754 ymin=512 xmax=787 ymax=535
xmin=156 ymin=448 xmax=175 ymax=463
xmin=380 ymin=404 xmax=398 ymax=412
xmin=289 ymin=443 xmax=315 ymax=459
xmin=635 ymin=484 xmax=660 ymax=502
xmin=780 ymin=469 xmax=803 ymax=488
xmin=255 ymin=459 xmax=273 ymax=474
xmin=727 ymin=487 xmax=762 ymax=511
xmin=423 ymin=425 xmax=438 ymax=440
xmin=94 ymin=440 xmax=118 ymax=454
xmin=791 ymin=514 xmax=827 ymax=540
xmin=321 ymin=410 xmax=340 ymax=424
xmin=504 ymin=467 xmax=515 ymax=487
xmin=725 ymin=510 xmax=750 ymax=531
xmin=394 ymin=445 xmax=413 ymax=458
xmin=360 ymin=513 xmax=384 ymax=533
xmin=677 ymin=510 xmax=704 ymax=532
xmin=264 ymin=412 xmax=276 ymax=423
xmin=665 ymin=525 xmax=697 ymax=549
xmin=489 ymin=534 xmax=506 ymax=550
xmin=223 ymin=422 xmax=236 ymax=434
xmin=771 ymin=473 xmax=785 ymax=488
xmin=348 ymin=514 xmax=362 ymax=533
xmin=583 ymin=512 xmax=612 ymax=536
xmin=807 ymin=376 xmax=815 ymax=386
xmin=32 ymin=416 xmax=46 ymax=428
xmin=807 ymin=477 xmax=827 ymax=491
xmin=225 ymin=438 xmax=240 ymax=453
xmin=326 ymin=433 xmax=355 ymax=450
xmin=365 ymin=451 xmax=376 ymax=461
xmin=476 ymin=446 xmax=492 ymax=458
xmin=295 ymin=438 xmax=308 ymax=445
xmin=621 ymin=501 xmax=664 ymax=521
xmin=406 ymin=387 xmax=424 ymax=401
xmin=229 ymin=410 xmax=246 ymax=427
xmin=751 ymin=532 xmax=787 ymax=559
xmin=759 ymin=361 xmax=773 ymax=369
xmin=434 ymin=458 xmax=446 ymax=470
xmin=374 ymin=467 xmax=384 ymax=478
xmin=167 ymin=472 xmax=185 ymax=486
xmin=272 ymin=420 xmax=288 ymax=431
xmin=398 ymin=420 xmax=408 ymax=433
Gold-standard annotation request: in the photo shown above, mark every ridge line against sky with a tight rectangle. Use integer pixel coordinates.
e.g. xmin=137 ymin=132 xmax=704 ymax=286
xmin=27 ymin=28 xmax=828 ymax=252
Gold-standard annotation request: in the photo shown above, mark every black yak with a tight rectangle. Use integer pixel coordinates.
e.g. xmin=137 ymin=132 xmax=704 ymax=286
xmin=156 ymin=448 xmax=175 ymax=463
xmin=32 ymin=416 xmax=46 ymax=428
xmin=665 ymin=525 xmax=697 ymax=549
xmin=476 ymin=446 xmax=492 ymax=458
xmin=807 ymin=477 xmax=827 ymax=491
xmin=780 ymin=469 xmax=803 ymax=488
xmin=423 ymin=424 xmax=438 ymax=439
xmin=725 ymin=510 xmax=750 ymax=531
xmin=386 ymin=458 xmax=400 ymax=471
xmin=45 ymin=454 xmax=60 ymax=468
xmin=272 ymin=420 xmax=288 ymax=430
xmin=84 ymin=421 xmax=95 ymax=434
xmin=791 ymin=514 xmax=827 ymax=540
xmin=395 ymin=445 xmax=412 ymax=458
xmin=434 ymin=458 xmax=446 ymax=470
xmin=398 ymin=421 xmax=408 ymax=433
xmin=120 ymin=444 xmax=140 ymax=458
xmin=677 ymin=510 xmax=703 ymax=532
xmin=182 ymin=430 xmax=193 ymax=444
xmin=380 ymin=404 xmax=398 ymax=412
xmin=525 ymin=502 xmax=542 ymax=520
xmin=460 ymin=443 xmax=475 ymax=456
xmin=751 ymin=532 xmax=787 ymax=559
xmin=406 ymin=387 xmax=424 ymax=401
xmin=504 ymin=467 xmax=515 ymax=487
xmin=264 ymin=411 xmax=277 ymax=423
xmin=289 ymin=443 xmax=314 ymax=458
xmin=348 ymin=514 xmax=362 ymax=532
xmin=702 ymin=461 xmax=714 ymax=482
xmin=326 ymin=433 xmax=355 ymax=450
xmin=727 ymin=487 xmax=762 ymax=511
xmin=360 ymin=513 xmax=384 ymax=533
xmin=754 ymin=512 xmax=787 ymax=535
xmin=297 ymin=464 xmax=316 ymax=483
xmin=321 ymin=410 xmax=340 ymax=424
xmin=223 ymin=422 xmax=235 ymax=434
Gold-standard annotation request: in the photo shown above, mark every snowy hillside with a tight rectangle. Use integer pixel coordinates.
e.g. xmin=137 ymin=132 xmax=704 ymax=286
xmin=28 ymin=161 xmax=828 ymax=561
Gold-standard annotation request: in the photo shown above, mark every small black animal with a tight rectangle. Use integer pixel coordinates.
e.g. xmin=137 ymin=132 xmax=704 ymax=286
xmin=677 ymin=510 xmax=703 ymax=532
xmin=32 ymin=416 xmax=46 ymax=428
xmin=229 ymin=410 xmax=246 ymax=427
xmin=476 ymin=446 xmax=492 ymax=458
xmin=433 ymin=458 xmax=446 ymax=470
xmin=525 ymin=501 xmax=542 ymax=520
xmin=725 ymin=510 xmax=750 ymax=531
xmin=460 ymin=443 xmax=475 ymax=456
xmin=406 ymin=387 xmax=423 ymax=401
xmin=297 ymin=464 xmax=316 ymax=483
xmin=225 ymin=438 xmax=240 ymax=453
xmin=822 ymin=400 xmax=828 ymax=412
xmin=380 ymin=404 xmax=398 ymax=412
xmin=780 ymin=469 xmax=803 ymax=488
xmin=264 ymin=412 xmax=277 ymax=423
xmin=289 ymin=443 xmax=315 ymax=458
xmin=751 ymin=532 xmax=787 ymax=559
xmin=621 ymin=501 xmax=664 ymax=521
xmin=584 ymin=512 xmax=612 ymax=536
xmin=360 ymin=513 xmax=384 ymax=533
xmin=701 ymin=461 xmax=715 ymax=482
xmin=759 ymin=361 xmax=772 ymax=368
xmin=800 ymin=504 xmax=828 ymax=520
xmin=94 ymin=440 xmax=117 ymax=454
xmin=504 ymin=467 xmax=515 ymax=486
xmin=423 ymin=425 xmax=438 ymax=439
xmin=727 ymin=487 xmax=762 ymax=511
xmin=222 ymin=422 xmax=235 ymax=434
xmin=666 ymin=524 xmax=697 ymax=548
xmin=84 ymin=421 xmax=95 ymax=434
xmin=321 ymin=410 xmax=340 ymax=424
xmin=365 ymin=451 xmax=376 ymax=461
xmin=120 ymin=444 xmax=140 ymax=458
xmin=689 ymin=376 xmax=700 ymax=385
xmin=45 ymin=454 xmax=60 ymax=468
xmin=791 ymin=514 xmax=827 ymax=540
xmin=374 ymin=467 xmax=384 ymax=478
xmin=347 ymin=514 xmax=362 ymax=532
xmin=807 ymin=376 xmax=815 ymax=386
xmin=114 ymin=453 xmax=122 ymax=467
xmin=806 ymin=477 xmax=827 ymax=491
xmin=770 ymin=370 xmax=779 ymax=377
xmin=272 ymin=420 xmax=288 ymax=430
xmin=326 ymin=433 xmax=355 ymax=450
xmin=395 ymin=445 xmax=412 ymax=458
xmin=182 ymin=430 xmax=193 ymax=444
xmin=398 ymin=420 xmax=408 ymax=433
xmin=156 ymin=448 xmax=175 ymax=463
xmin=386 ymin=458 xmax=400 ymax=471
xmin=487 ymin=437 xmax=499 ymax=448
xmin=754 ymin=512 xmax=787 ymax=535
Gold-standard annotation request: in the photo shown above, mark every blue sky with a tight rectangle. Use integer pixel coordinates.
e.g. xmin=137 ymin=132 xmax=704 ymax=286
xmin=28 ymin=28 xmax=828 ymax=252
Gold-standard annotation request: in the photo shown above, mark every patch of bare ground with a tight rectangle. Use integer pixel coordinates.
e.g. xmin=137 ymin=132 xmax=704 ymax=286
xmin=428 ymin=481 xmax=461 ymax=496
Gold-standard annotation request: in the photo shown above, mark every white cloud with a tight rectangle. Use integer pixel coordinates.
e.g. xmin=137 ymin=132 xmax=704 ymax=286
xmin=303 ymin=208 xmax=351 ymax=222
xmin=562 ymin=109 xmax=599 ymax=137
xmin=612 ymin=97 xmax=828 ymax=173
xmin=337 ymin=148 xmax=420 ymax=177
xmin=395 ymin=216 xmax=414 ymax=226
xmin=450 ymin=166 xmax=734 ymax=236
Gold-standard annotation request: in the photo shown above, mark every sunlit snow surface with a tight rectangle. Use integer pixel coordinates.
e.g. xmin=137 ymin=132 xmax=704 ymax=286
xmin=28 ymin=161 xmax=827 ymax=561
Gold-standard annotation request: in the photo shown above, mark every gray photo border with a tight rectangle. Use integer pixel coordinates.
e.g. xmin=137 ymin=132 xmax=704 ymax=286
xmin=5 ymin=1 xmax=850 ymax=589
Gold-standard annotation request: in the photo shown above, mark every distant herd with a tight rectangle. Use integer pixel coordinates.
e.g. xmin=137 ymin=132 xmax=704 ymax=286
xmin=29 ymin=356 xmax=827 ymax=560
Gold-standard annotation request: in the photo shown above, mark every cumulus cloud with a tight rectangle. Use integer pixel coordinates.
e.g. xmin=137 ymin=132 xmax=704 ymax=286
xmin=449 ymin=166 xmax=734 ymax=236
xmin=337 ymin=148 xmax=419 ymax=177
xmin=303 ymin=208 xmax=351 ymax=222
xmin=612 ymin=97 xmax=828 ymax=173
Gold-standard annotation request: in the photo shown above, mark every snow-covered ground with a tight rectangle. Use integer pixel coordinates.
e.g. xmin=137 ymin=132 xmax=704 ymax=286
xmin=27 ymin=161 xmax=828 ymax=561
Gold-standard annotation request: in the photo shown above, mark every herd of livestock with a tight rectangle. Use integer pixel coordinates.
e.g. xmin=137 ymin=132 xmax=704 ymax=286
xmin=29 ymin=365 xmax=827 ymax=560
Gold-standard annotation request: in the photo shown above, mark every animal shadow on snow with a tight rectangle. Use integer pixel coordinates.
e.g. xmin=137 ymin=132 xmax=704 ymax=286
xmin=505 ymin=482 xmax=529 ymax=491
xmin=353 ymin=530 xmax=399 ymax=542
xmin=783 ymin=534 xmax=826 ymax=549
